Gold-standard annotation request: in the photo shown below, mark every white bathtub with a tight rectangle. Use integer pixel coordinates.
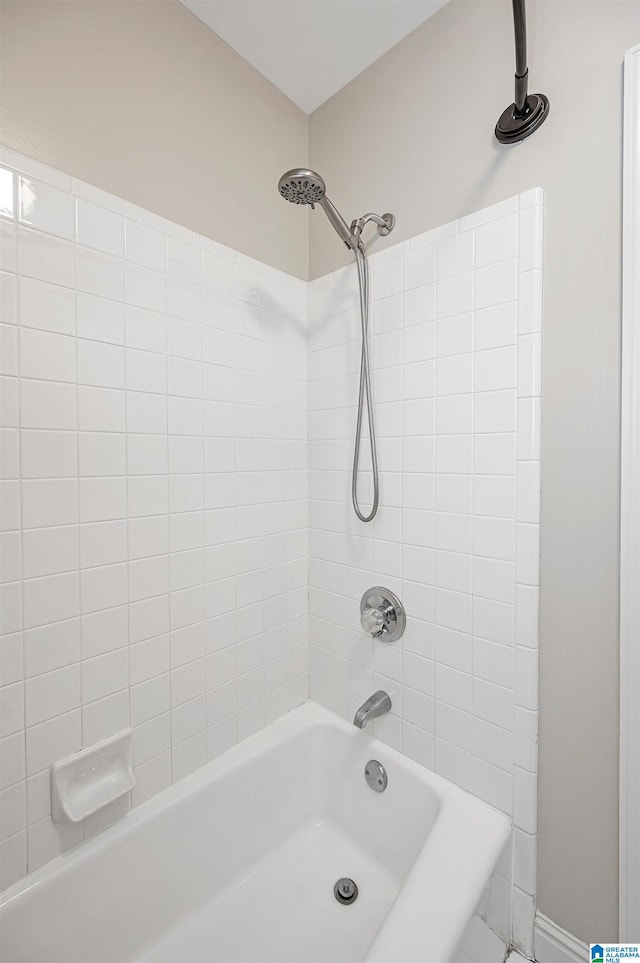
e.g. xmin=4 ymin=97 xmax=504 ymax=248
xmin=0 ymin=702 xmax=510 ymax=963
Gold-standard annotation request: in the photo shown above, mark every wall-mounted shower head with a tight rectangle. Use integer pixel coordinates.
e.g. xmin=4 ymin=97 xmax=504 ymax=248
xmin=278 ymin=168 xmax=354 ymax=249
xmin=278 ymin=169 xmax=326 ymax=206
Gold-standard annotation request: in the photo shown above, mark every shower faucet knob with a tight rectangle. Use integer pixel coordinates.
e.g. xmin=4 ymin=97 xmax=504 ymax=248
xmin=360 ymin=587 xmax=406 ymax=644
xmin=360 ymin=607 xmax=386 ymax=637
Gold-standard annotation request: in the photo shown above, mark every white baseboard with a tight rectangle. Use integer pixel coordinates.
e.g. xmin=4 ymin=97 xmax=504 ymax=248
xmin=534 ymin=913 xmax=588 ymax=963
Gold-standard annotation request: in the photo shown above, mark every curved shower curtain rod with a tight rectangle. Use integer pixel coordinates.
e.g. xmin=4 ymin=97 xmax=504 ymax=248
xmin=495 ymin=0 xmax=550 ymax=143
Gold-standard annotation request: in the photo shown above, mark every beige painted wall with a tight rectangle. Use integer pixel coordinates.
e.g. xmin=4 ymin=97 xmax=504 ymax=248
xmin=310 ymin=0 xmax=640 ymax=941
xmin=0 ymin=0 xmax=308 ymax=278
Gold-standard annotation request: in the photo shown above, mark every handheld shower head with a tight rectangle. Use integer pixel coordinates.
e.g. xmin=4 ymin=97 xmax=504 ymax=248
xmin=277 ymin=168 xmax=395 ymax=254
xmin=278 ymin=169 xmax=326 ymax=206
xmin=278 ymin=168 xmax=354 ymax=248
xmin=277 ymin=167 xmax=396 ymax=525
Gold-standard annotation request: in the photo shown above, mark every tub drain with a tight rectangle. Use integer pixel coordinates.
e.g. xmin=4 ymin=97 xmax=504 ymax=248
xmin=334 ymin=877 xmax=358 ymax=904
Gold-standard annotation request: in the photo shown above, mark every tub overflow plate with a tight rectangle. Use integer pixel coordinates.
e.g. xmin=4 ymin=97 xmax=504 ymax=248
xmin=334 ymin=877 xmax=358 ymax=904
xmin=365 ymin=759 xmax=387 ymax=792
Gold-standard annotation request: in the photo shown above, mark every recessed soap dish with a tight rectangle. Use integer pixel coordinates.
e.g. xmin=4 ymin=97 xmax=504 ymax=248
xmin=51 ymin=729 xmax=136 ymax=824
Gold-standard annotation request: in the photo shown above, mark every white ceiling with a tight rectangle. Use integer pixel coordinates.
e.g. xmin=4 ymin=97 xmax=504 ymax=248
xmin=180 ymin=0 xmax=449 ymax=114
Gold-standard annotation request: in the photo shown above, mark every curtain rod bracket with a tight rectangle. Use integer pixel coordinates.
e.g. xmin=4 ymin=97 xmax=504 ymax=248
xmin=495 ymin=0 xmax=549 ymax=143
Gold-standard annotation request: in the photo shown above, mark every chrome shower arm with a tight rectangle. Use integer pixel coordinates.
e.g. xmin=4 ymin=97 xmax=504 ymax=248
xmin=353 ymin=213 xmax=389 ymax=230
xmin=350 ymin=212 xmax=396 ymax=244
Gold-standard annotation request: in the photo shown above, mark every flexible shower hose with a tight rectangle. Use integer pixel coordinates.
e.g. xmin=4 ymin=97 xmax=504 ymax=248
xmin=351 ymin=243 xmax=379 ymax=522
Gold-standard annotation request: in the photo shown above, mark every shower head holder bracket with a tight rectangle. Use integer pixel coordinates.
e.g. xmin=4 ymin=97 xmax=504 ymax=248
xmin=350 ymin=212 xmax=395 ymax=244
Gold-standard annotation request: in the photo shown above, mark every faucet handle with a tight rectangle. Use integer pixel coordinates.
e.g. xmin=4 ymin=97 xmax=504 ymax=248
xmin=360 ymin=586 xmax=406 ymax=643
xmin=360 ymin=606 xmax=386 ymax=637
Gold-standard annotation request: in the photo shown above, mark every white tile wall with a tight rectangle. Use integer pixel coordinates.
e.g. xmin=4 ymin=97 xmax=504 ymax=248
xmin=0 ymin=148 xmax=308 ymax=889
xmin=0 ymin=148 xmax=541 ymax=959
xmin=307 ymin=189 xmax=542 ymax=956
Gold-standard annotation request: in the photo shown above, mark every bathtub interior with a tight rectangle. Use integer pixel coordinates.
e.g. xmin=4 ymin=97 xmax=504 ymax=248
xmin=0 ymin=708 xmax=443 ymax=963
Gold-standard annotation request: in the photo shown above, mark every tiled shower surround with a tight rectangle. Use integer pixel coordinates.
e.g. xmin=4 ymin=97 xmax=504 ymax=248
xmin=0 ymin=149 xmax=308 ymax=886
xmin=0 ymin=149 xmax=541 ymax=955
xmin=307 ymin=192 xmax=542 ymax=955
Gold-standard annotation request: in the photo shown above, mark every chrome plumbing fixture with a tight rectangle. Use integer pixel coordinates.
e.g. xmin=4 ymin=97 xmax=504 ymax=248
xmin=364 ymin=759 xmax=388 ymax=793
xmin=360 ymin=586 xmax=406 ymax=643
xmin=334 ymin=878 xmax=358 ymax=904
xmin=277 ymin=170 xmax=394 ymax=251
xmin=353 ymin=690 xmax=392 ymax=729
xmin=349 ymin=211 xmax=395 ymax=246
xmin=278 ymin=168 xmax=395 ymax=522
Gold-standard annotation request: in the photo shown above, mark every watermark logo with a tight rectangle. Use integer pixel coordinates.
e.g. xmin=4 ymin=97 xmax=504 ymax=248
xmin=590 ymin=945 xmax=640 ymax=962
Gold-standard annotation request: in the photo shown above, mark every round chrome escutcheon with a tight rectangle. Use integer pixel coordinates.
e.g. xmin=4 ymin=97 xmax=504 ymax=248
xmin=360 ymin=586 xmax=406 ymax=644
xmin=364 ymin=759 xmax=388 ymax=793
